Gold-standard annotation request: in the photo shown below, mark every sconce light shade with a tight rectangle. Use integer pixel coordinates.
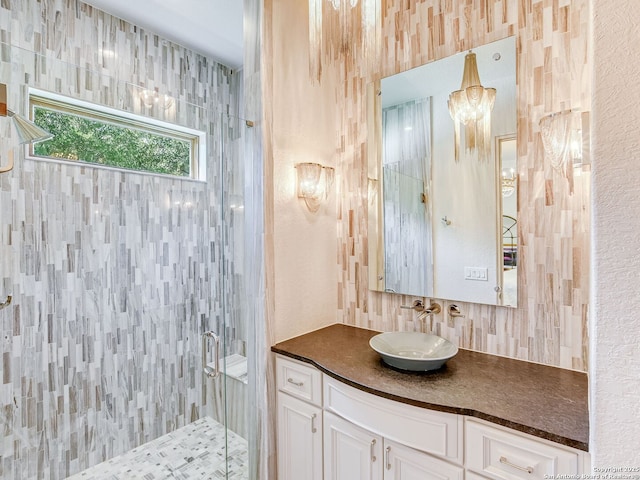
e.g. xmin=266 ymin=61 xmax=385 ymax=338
xmin=448 ymin=51 xmax=496 ymax=162
xmin=8 ymin=109 xmax=54 ymax=144
xmin=295 ymin=162 xmax=335 ymax=212
xmin=539 ymin=110 xmax=582 ymax=172
xmin=0 ymin=83 xmax=54 ymax=173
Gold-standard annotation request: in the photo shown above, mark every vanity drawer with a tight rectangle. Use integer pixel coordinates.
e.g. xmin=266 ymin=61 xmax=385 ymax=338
xmin=324 ymin=375 xmax=463 ymax=462
xmin=465 ymin=419 xmax=581 ymax=480
xmin=276 ymin=355 xmax=322 ymax=406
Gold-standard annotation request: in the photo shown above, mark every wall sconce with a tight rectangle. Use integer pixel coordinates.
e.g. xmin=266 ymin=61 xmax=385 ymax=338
xmin=539 ymin=110 xmax=583 ymax=172
xmin=0 ymin=83 xmax=54 ymax=310
xmin=448 ymin=51 xmax=496 ymax=162
xmin=295 ymin=162 xmax=335 ymax=212
xmin=0 ymin=83 xmax=54 ymax=173
xmin=139 ymin=88 xmax=175 ymax=110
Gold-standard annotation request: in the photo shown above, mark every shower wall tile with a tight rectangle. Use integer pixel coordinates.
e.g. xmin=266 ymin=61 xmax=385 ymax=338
xmin=331 ymin=0 xmax=591 ymax=371
xmin=0 ymin=1 xmax=241 ymax=478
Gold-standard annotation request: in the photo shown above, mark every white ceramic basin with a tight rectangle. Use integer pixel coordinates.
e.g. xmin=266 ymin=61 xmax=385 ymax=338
xmin=369 ymin=332 xmax=458 ymax=371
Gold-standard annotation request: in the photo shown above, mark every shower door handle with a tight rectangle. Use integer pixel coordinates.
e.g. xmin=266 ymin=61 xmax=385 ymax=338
xmin=203 ymin=331 xmax=221 ymax=378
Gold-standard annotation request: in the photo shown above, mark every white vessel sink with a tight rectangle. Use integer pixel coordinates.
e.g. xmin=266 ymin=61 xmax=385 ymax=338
xmin=369 ymin=332 xmax=458 ymax=371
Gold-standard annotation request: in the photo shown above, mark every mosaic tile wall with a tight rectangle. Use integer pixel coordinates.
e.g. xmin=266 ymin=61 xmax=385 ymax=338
xmin=332 ymin=0 xmax=591 ymax=371
xmin=0 ymin=1 xmax=244 ymax=478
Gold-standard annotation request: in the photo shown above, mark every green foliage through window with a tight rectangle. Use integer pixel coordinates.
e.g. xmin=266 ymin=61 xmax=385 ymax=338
xmin=31 ymin=103 xmax=196 ymax=178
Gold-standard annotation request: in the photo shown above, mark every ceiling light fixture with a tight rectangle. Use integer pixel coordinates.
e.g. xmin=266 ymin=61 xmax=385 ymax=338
xmin=501 ymin=168 xmax=516 ymax=197
xmin=139 ymin=88 xmax=175 ymax=110
xmin=308 ymin=0 xmax=375 ymax=82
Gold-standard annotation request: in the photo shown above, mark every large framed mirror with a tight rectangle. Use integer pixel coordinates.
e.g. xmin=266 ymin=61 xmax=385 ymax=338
xmin=368 ymin=36 xmax=517 ymax=307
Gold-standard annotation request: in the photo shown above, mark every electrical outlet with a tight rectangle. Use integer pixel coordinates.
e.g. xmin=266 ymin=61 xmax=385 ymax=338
xmin=464 ymin=267 xmax=488 ymax=281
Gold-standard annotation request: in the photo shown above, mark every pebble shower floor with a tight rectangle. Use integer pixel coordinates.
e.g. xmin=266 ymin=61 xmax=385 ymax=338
xmin=67 ymin=417 xmax=248 ymax=479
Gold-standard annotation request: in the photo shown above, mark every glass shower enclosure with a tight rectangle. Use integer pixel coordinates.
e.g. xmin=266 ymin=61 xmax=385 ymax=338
xmin=0 ymin=41 xmax=254 ymax=479
xmin=202 ymin=111 xmax=255 ymax=479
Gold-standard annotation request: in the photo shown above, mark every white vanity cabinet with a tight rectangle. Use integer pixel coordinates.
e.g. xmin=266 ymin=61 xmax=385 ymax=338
xmin=323 ymin=411 xmax=383 ymax=480
xmin=465 ymin=418 xmax=589 ymax=480
xmin=384 ymin=439 xmax=465 ymax=480
xmin=276 ymin=356 xmax=323 ymax=480
xmin=323 ymin=375 xmax=464 ymax=480
xmin=274 ymin=354 xmax=589 ymax=480
xmin=323 ymin=411 xmax=464 ymax=480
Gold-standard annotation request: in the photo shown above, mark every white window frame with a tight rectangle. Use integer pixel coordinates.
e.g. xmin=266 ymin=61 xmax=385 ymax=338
xmin=28 ymin=88 xmax=207 ymax=181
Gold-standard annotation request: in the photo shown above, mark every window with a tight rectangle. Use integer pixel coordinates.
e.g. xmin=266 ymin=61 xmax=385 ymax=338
xmin=29 ymin=89 xmax=206 ymax=180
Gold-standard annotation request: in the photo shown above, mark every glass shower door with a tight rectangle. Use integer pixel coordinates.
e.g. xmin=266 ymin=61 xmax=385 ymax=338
xmin=206 ymin=112 xmax=253 ymax=479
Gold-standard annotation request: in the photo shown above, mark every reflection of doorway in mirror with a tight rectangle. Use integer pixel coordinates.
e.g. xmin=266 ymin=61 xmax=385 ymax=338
xmin=381 ymin=98 xmax=433 ymax=297
xmin=497 ymin=135 xmax=517 ymax=307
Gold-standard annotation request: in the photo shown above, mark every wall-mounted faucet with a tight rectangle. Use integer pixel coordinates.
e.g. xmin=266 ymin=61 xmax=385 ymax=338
xmin=400 ymin=300 xmax=441 ymax=332
xmin=421 ymin=302 xmax=441 ymax=316
xmin=448 ymin=304 xmax=465 ymax=318
xmin=417 ymin=301 xmax=441 ymax=333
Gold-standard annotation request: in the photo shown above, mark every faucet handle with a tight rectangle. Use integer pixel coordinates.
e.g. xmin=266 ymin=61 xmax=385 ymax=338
xmin=400 ymin=300 xmax=425 ymax=312
xmin=448 ymin=304 xmax=465 ymax=318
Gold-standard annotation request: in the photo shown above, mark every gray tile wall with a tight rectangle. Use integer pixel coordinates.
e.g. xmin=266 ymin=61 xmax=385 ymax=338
xmin=0 ymin=1 xmax=242 ymax=478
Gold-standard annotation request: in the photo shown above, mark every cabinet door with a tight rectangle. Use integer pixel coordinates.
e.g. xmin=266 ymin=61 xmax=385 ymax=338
xmin=277 ymin=392 xmax=323 ymax=480
xmin=324 ymin=411 xmax=383 ymax=480
xmin=383 ymin=439 xmax=464 ymax=480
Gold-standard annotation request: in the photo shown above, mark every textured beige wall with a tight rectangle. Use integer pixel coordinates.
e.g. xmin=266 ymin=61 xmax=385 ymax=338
xmin=590 ymin=0 xmax=640 ymax=463
xmin=268 ymin=0 xmax=339 ymax=343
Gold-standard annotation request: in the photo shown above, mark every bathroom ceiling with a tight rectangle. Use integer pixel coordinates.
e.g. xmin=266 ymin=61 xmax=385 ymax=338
xmin=82 ymin=0 xmax=243 ymax=69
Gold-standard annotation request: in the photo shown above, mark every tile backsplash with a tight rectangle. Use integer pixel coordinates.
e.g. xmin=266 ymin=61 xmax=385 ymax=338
xmin=332 ymin=0 xmax=591 ymax=371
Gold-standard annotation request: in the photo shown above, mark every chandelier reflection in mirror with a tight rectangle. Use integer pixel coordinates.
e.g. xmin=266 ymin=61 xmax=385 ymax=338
xmin=295 ymin=162 xmax=335 ymax=212
xmin=448 ymin=51 xmax=496 ymax=162
xmin=501 ymin=168 xmax=516 ymax=197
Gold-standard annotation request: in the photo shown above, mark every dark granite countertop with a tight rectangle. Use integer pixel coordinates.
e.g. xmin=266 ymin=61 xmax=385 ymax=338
xmin=271 ymin=324 xmax=589 ymax=451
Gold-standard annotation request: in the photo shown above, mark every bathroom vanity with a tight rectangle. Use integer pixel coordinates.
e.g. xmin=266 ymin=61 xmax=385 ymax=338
xmin=272 ymin=324 xmax=589 ymax=480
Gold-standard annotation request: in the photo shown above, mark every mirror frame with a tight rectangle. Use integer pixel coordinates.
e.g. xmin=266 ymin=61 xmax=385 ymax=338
xmin=496 ymin=134 xmax=518 ymax=307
